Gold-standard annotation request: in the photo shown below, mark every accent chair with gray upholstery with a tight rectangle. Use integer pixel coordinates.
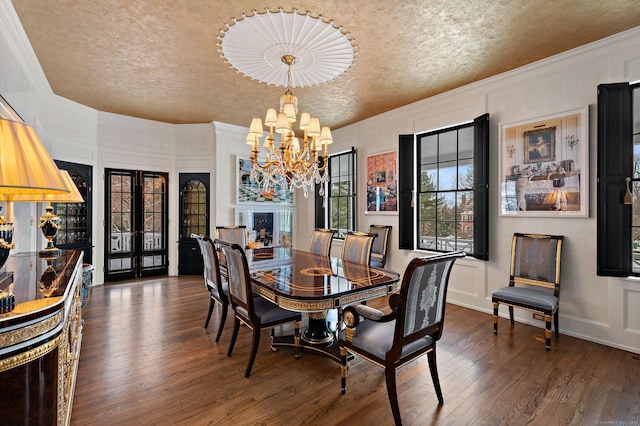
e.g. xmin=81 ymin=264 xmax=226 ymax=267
xmin=492 ymin=232 xmax=563 ymax=351
xmin=309 ymin=228 xmax=337 ymax=256
xmin=191 ymin=234 xmax=229 ymax=342
xmin=368 ymin=225 xmax=391 ymax=268
xmin=217 ymin=239 xmax=301 ymax=377
xmin=339 ymin=252 xmax=465 ymax=426
xmin=341 ymin=231 xmax=376 ymax=265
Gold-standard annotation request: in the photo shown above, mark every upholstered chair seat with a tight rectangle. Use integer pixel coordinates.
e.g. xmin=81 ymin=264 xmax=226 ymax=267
xmin=492 ymin=287 xmax=558 ymax=311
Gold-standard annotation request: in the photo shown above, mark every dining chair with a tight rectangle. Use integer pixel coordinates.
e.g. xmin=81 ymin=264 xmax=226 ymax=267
xmin=217 ymin=239 xmax=301 ymax=377
xmin=215 ymin=225 xmax=248 ymax=248
xmin=309 ymin=228 xmax=337 ymax=256
xmin=342 ymin=231 xmax=376 ymax=265
xmin=191 ymin=234 xmax=229 ymax=342
xmin=216 ymin=225 xmax=248 ymax=277
xmin=492 ymin=232 xmax=564 ymax=350
xmin=368 ymin=225 xmax=392 ymax=268
xmin=339 ymin=251 xmax=465 ymax=426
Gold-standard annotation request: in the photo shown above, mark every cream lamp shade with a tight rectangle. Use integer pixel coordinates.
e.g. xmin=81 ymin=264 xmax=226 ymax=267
xmin=0 ymin=118 xmax=69 ymax=198
xmin=3 ymin=170 xmax=84 ymax=203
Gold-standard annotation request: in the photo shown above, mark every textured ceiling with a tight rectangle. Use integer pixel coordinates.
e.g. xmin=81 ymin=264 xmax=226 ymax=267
xmin=10 ymin=1 xmax=640 ymax=130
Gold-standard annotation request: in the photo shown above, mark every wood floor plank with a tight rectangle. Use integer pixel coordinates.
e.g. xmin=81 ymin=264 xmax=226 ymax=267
xmin=71 ymin=276 xmax=640 ymax=425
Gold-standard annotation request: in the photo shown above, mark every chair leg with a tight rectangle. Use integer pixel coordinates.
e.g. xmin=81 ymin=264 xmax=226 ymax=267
xmin=554 ymin=310 xmax=560 ymax=337
xmin=493 ymin=302 xmax=499 ymax=335
xmin=245 ymin=325 xmax=261 ymax=377
xmin=340 ymin=346 xmax=348 ymax=394
xmin=508 ymin=305 xmax=514 ymax=324
xmin=215 ymin=302 xmax=228 ymax=343
xmin=385 ymin=366 xmax=402 ymax=426
xmin=427 ymin=348 xmax=444 ymax=405
xmin=545 ymin=314 xmax=552 ymax=351
xmin=227 ymin=317 xmax=240 ymax=357
xmin=204 ymin=296 xmax=215 ymax=329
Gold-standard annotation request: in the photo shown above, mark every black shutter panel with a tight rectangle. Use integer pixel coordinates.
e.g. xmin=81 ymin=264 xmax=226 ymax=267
xmin=597 ymin=83 xmax=632 ymax=276
xmin=314 ymin=156 xmax=326 ymax=229
xmin=398 ymin=134 xmax=414 ymax=249
xmin=473 ymin=113 xmax=490 ymax=260
xmin=350 ymin=147 xmax=357 ymax=231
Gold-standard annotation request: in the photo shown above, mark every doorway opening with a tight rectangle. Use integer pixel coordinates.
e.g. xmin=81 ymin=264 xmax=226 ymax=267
xmin=105 ymin=169 xmax=168 ymax=281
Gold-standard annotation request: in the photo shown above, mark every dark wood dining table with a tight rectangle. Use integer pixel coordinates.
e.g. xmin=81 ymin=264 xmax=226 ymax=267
xmin=245 ymin=246 xmax=401 ymax=361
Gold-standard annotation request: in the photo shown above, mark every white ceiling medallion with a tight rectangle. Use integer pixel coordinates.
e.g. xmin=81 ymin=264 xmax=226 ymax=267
xmin=217 ymin=8 xmax=357 ymax=87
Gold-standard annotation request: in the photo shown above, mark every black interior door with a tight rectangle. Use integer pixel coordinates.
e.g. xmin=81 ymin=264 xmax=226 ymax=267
xmin=54 ymin=160 xmax=93 ymax=264
xmin=178 ymin=173 xmax=210 ymax=275
xmin=105 ymin=169 xmax=169 ymax=281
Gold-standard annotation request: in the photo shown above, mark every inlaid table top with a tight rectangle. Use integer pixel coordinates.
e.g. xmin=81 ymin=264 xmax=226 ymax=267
xmin=246 ymin=247 xmax=400 ymax=312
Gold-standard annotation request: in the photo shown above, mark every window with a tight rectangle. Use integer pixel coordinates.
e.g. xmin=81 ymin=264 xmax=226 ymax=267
xmin=315 ymin=148 xmax=356 ymax=238
xmin=597 ymin=82 xmax=639 ymax=276
xmin=417 ymin=123 xmax=475 ymax=253
xmin=398 ymin=114 xmax=489 ymax=260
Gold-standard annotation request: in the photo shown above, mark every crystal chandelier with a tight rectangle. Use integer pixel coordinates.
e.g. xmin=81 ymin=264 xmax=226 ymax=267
xmin=245 ymin=55 xmax=332 ymax=198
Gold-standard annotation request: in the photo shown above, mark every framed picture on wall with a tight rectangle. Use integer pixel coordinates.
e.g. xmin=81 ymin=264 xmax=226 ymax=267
xmin=499 ymin=106 xmax=589 ymax=217
xmin=365 ymin=150 xmax=398 ymax=215
xmin=235 ymin=156 xmax=294 ymax=205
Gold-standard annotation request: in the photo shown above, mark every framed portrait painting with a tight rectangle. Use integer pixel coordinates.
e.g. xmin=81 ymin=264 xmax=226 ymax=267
xmin=499 ymin=106 xmax=589 ymax=217
xmin=365 ymin=150 xmax=398 ymax=214
xmin=235 ymin=156 xmax=294 ymax=205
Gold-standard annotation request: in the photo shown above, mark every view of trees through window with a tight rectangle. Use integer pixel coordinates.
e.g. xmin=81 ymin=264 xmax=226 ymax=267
xmin=110 ymin=173 xmax=132 ymax=234
xmin=327 ymin=149 xmax=356 ymax=238
xmin=417 ymin=124 xmax=475 ymax=253
xmin=109 ymin=171 xmax=166 ymax=249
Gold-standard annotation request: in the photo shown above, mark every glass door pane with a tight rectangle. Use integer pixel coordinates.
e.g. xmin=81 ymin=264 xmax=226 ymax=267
xmin=105 ymin=169 xmax=136 ymax=280
xmin=140 ymin=172 xmax=168 ymax=275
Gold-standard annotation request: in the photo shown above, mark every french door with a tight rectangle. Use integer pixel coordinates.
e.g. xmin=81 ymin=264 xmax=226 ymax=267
xmin=105 ymin=169 xmax=169 ymax=281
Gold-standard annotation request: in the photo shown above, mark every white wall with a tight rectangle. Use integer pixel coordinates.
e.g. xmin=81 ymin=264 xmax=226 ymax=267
xmin=1 ymin=1 xmax=639 ymax=352
xmin=293 ymin=26 xmax=640 ymax=353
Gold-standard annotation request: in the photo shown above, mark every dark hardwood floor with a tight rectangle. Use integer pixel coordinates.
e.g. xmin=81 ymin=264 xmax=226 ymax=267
xmin=71 ymin=276 xmax=640 ymax=425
